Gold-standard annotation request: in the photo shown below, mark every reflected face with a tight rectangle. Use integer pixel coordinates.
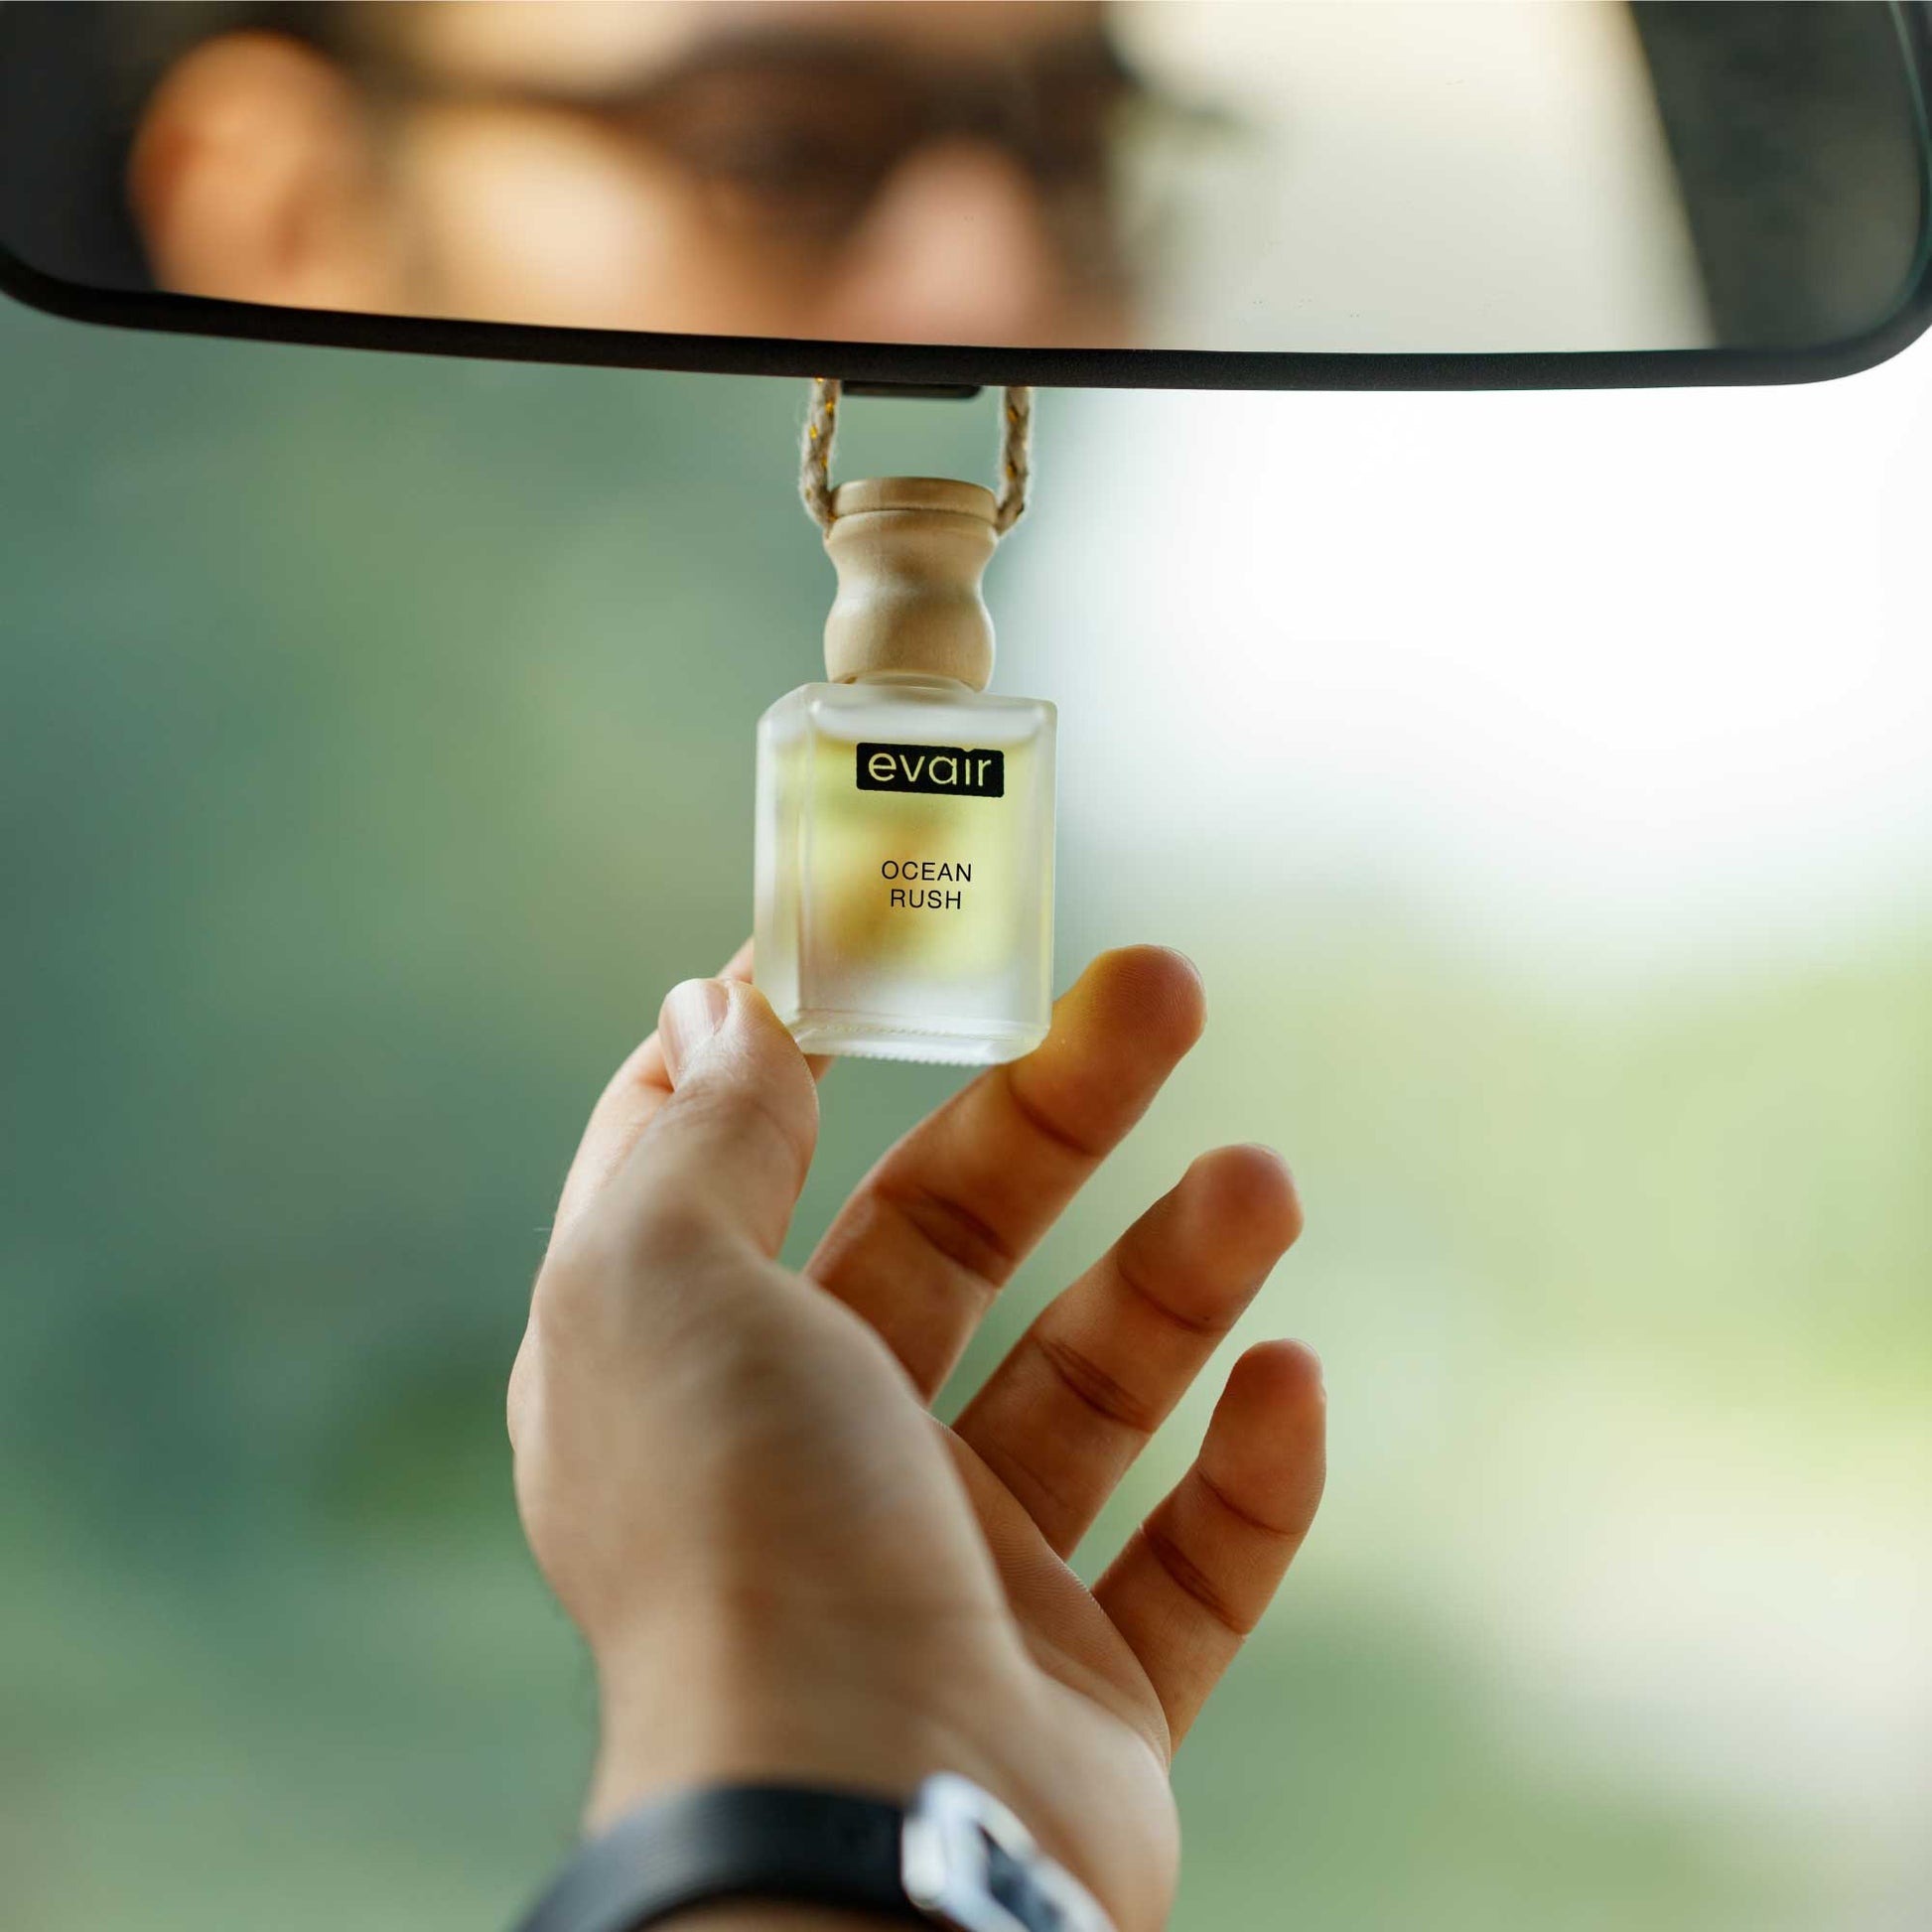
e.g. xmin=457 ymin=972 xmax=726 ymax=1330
xmin=110 ymin=0 xmax=1926 ymax=360
xmin=131 ymin=0 xmax=1139 ymax=345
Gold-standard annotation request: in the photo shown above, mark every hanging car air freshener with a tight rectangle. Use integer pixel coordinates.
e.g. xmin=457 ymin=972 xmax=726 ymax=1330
xmin=755 ymin=383 xmax=1055 ymax=1064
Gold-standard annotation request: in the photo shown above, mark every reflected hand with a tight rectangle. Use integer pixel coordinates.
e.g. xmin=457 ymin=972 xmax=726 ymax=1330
xmin=508 ymin=945 xmax=1324 ymax=1932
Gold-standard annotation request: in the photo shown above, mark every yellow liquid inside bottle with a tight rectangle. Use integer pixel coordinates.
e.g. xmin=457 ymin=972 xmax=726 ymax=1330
xmin=755 ymin=675 xmax=1055 ymax=1064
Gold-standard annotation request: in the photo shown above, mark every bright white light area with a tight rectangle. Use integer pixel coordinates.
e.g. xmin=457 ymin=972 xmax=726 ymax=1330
xmin=1022 ymin=337 xmax=1932 ymax=982
xmin=1124 ymin=0 xmax=1711 ymax=351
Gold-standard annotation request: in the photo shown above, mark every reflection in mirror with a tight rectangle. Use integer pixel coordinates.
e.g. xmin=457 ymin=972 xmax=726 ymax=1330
xmin=1 ymin=1 xmax=1926 ymax=356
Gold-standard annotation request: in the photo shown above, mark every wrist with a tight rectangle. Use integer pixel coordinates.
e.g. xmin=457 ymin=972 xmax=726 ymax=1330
xmin=581 ymin=1612 xmax=1010 ymax=1835
xmin=586 ymin=1699 xmax=973 ymax=1838
xmin=575 ymin=1619 xmax=1132 ymax=1929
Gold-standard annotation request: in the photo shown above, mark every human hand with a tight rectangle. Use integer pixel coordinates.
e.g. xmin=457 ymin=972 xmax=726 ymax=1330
xmin=508 ymin=945 xmax=1324 ymax=1932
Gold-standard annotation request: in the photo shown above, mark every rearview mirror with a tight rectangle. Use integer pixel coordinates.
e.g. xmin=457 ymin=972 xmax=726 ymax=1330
xmin=3 ymin=0 xmax=1929 ymax=388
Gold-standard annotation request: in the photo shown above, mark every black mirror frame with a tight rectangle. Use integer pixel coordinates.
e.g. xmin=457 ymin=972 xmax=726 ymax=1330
xmin=4 ymin=0 xmax=1930 ymax=395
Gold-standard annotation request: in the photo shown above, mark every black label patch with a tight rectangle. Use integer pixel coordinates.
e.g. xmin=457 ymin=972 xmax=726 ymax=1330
xmin=856 ymin=743 xmax=1005 ymax=798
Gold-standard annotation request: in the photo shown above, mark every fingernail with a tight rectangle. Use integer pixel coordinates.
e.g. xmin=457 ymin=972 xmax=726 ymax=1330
xmin=660 ymin=978 xmax=731 ymax=1084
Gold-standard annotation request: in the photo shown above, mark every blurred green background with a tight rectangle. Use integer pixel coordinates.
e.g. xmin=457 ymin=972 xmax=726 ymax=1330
xmin=3 ymin=289 xmax=1929 ymax=1932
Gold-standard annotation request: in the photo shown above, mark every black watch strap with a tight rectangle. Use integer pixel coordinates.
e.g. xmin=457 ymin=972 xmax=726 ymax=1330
xmin=515 ymin=1784 xmax=919 ymax=1932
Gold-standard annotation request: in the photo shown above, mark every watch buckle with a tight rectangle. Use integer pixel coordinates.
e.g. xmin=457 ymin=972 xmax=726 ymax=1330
xmin=900 ymin=1773 xmax=1114 ymax=1932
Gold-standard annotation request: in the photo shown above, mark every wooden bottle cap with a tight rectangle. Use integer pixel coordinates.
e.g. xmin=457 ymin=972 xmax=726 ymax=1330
xmin=823 ymin=477 xmax=998 ymax=689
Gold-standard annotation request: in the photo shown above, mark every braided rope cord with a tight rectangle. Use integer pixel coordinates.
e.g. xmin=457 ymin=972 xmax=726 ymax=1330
xmin=799 ymin=378 xmax=1035 ymax=535
xmin=798 ymin=376 xmax=843 ymax=530
xmin=993 ymin=385 xmax=1032 ymax=533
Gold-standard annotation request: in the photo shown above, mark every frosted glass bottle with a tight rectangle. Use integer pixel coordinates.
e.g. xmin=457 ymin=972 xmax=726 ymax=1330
xmin=756 ymin=479 xmax=1056 ymax=1064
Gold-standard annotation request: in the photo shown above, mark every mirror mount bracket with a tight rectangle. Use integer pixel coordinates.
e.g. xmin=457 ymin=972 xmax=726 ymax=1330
xmin=841 ymin=382 xmax=983 ymax=400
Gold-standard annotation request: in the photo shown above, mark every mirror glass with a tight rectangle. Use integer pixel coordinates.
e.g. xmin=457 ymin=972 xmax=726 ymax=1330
xmin=2 ymin=0 xmax=1926 ymax=356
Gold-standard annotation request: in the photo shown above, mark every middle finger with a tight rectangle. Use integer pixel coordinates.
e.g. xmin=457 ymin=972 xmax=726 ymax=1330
xmin=955 ymin=1143 xmax=1302 ymax=1555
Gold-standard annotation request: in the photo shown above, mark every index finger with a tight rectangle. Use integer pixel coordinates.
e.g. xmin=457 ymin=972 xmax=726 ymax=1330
xmin=805 ymin=946 xmax=1207 ymax=1397
xmin=549 ymin=940 xmax=828 ymax=1251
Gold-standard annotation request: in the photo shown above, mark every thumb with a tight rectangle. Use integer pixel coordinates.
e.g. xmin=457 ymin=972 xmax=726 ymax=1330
xmin=609 ymin=977 xmax=820 ymax=1263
